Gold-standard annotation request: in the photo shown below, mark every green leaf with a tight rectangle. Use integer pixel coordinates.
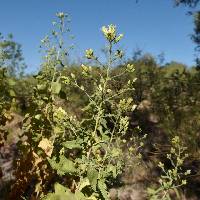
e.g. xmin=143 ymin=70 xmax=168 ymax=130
xmin=9 ymin=89 xmax=15 ymax=97
xmin=75 ymin=191 xmax=86 ymax=200
xmin=78 ymin=178 xmax=90 ymax=191
xmin=35 ymin=114 xmax=41 ymax=120
xmin=53 ymin=126 xmax=63 ymax=134
xmin=111 ymin=148 xmax=121 ymax=157
xmin=37 ymin=84 xmax=46 ymax=91
xmin=48 ymin=155 xmax=76 ymax=175
xmin=7 ymin=78 xmax=15 ymax=86
xmin=100 ymin=118 xmax=107 ymax=129
xmin=62 ymin=139 xmax=82 ymax=149
xmin=54 ymin=183 xmax=67 ymax=193
xmin=97 ymin=125 xmax=103 ymax=135
xmin=98 ymin=179 xmax=108 ymax=200
xmin=51 ymin=81 xmax=61 ymax=94
xmin=106 ymin=164 xmax=117 ymax=178
xmin=87 ymin=168 xmax=98 ymax=191
xmin=42 ymin=183 xmax=76 ymax=200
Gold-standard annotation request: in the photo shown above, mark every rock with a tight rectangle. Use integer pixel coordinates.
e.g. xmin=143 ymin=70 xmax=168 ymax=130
xmin=110 ymin=186 xmax=146 ymax=200
xmin=137 ymin=100 xmax=151 ymax=111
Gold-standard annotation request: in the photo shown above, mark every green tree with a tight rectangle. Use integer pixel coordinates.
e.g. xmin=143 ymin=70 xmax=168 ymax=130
xmin=173 ymin=0 xmax=200 ymax=69
xmin=0 ymin=33 xmax=26 ymax=77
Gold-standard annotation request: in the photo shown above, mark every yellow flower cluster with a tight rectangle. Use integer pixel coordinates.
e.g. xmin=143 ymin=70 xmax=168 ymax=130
xmin=101 ymin=24 xmax=123 ymax=43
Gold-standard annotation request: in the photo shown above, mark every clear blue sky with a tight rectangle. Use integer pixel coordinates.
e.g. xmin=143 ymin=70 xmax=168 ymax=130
xmin=0 ymin=0 xmax=196 ymax=72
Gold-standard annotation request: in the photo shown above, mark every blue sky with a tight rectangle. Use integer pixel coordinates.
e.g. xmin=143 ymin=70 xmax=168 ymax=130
xmin=0 ymin=0 xmax=196 ymax=72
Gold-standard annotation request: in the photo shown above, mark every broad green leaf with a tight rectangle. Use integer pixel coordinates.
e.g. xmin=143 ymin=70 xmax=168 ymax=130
xmin=62 ymin=140 xmax=82 ymax=149
xmin=42 ymin=183 xmax=76 ymax=200
xmin=54 ymin=182 xmax=67 ymax=193
xmin=51 ymin=81 xmax=61 ymax=94
xmin=48 ymin=155 xmax=76 ymax=175
xmin=75 ymin=191 xmax=86 ymax=200
xmin=9 ymin=89 xmax=15 ymax=97
xmin=97 ymin=125 xmax=103 ymax=135
xmin=87 ymin=168 xmax=98 ymax=191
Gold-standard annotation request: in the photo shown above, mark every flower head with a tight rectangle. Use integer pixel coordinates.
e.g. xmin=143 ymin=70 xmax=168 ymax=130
xmin=56 ymin=12 xmax=66 ymax=19
xmin=101 ymin=24 xmax=123 ymax=43
xmin=85 ymin=49 xmax=95 ymax=59
xmin=126 ymin=64 xmax=135 ymax=72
